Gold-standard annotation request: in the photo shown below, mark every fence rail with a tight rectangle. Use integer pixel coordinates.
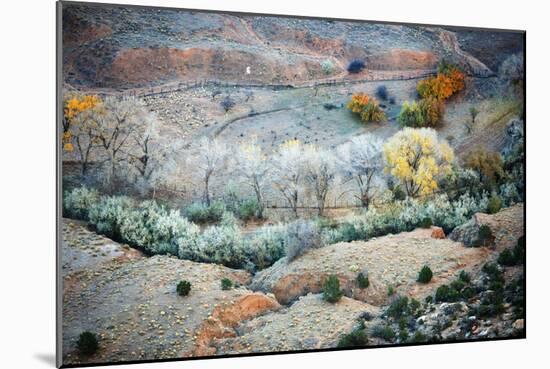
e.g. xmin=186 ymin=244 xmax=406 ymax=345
xmin=65 ymin=69 xmax=442 ymax=98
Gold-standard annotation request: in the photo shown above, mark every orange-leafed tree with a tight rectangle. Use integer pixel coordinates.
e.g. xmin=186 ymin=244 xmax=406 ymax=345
xmin=347 ymin=93 xmax=386 ymax=123
xmin=417 ymin=64 xmax=465 ymax=101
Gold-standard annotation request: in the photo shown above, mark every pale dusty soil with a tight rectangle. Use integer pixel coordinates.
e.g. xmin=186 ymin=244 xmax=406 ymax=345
xmin=62 ymin=219 xmax=277 ymax=365
xmin=470 ymin=204 xmax=525 ymax=252
xmin=252 ymin=227 xmax=491 ymax=306
xmin=61 ymin=203 xmax=524 ymax=365
xmin=214 ymin=294 xmax=380 ymax=354
xmin=61 ymin=219 xmax=142 ymax=276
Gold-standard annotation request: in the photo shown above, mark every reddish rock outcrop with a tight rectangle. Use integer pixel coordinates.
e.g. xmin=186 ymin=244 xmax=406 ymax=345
xmin=431 ymin=226 xmax=446 ymax=239
xmin=192 ymin=293 xmax=281 ymax=356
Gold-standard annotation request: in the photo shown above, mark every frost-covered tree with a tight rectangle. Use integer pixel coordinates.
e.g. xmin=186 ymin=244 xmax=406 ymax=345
xmin=271 ymin=140 xmax=306 ymax=218
xmin=234 ymin=140 xmax=270 ymax=218
xmin=193 ymin=137 xmax=229 ymax=206
xmin=337 ymin=134 xmax=383 ymax=208
xmin=303 ymin=146 xmax=338 ymax=216
xmin=95 ymin=96 xmax=142 ymax=189
xmin=384 ymin=128 xmax=454 ymax=197
xmin=124 ymin=111 xmax=179 ymax=196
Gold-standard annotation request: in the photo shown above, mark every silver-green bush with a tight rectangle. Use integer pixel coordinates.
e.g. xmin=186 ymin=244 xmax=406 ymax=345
xmin=88 ymin=196 xmax=135 ymax=240
xmin=286 ymin=220 xmax=324 ymax=262
xmin=63 ymin=187 xmax=100 ymax=221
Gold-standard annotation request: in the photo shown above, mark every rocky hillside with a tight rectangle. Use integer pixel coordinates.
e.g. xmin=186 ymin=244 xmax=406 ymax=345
xmin=62 ymin=3 xmax=523 ymax=89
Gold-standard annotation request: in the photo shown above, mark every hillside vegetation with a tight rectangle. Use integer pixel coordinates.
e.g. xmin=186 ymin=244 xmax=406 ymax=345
xmin=60 ymin=3 xmax=525 ymax=366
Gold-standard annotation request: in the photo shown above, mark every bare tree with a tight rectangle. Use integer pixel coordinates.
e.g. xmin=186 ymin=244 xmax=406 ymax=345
xmin=193 ymin=137 xmax=229 ymax=206
xmin=95 ymin=96 xmax=141 ymax=189
xmin=271 ymin=140 xmax=305 ymax=218
xmin=123 ymin=111 xmax=179 ymax=196
xmin=303 ymin=146 xmax=337 ymax=216
xmin=337 ymin=134 xmax=383 ymax=208
xmin=234 ymin=140 xmax=270 ymax=218
xmin=68 ymin=107 xmax=100 ymax=176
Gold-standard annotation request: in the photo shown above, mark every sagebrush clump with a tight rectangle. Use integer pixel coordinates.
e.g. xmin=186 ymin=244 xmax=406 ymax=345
xmin=184 ymin=201 xmax=226 ymax=223
xmin=321 ymin=59 xmax=334 ymax=75
xmin=285 ymin=220 xmax=323 ymax=262
xmin=371 ymin=324 xmax=395 ymax=341
xmin=63 ymin=187 xmax=100 ymax=220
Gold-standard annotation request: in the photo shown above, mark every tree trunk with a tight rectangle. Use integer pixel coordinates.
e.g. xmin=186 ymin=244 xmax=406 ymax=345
xmin=204 ymin=176 xmax=211 ymax=206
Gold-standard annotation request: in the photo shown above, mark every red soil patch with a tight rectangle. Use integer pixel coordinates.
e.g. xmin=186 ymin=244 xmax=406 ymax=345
xmin=192 ymin=293 xmax=281 ymax=356
xmin=107 ymin=47 xmax=327 ymax=86
xmin=366 ymin=49 xmax=438 ymax=70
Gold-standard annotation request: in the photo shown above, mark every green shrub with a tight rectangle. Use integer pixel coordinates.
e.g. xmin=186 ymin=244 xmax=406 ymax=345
xmin=371 ymin=324 xmax=395 ymax=341
xmin=397 ymin=98 xmax=443 ymax=128
xmin=487 ymin=194 xmax=502 ymax=214
xmin=323 ymin=275 xmax=343 ymax=303
xmin=417 ymin=265 xmax=433 ymax=284
xmin=221 ymin=278 xmax=233 ymax=290
xmin=420 ymin=217 xmax=433 ymax=228
xmin=459 ymin=270 xmax=471 ymax=284
xmin=498 ymin=248 xmax=516 ymax=266
xmin=244 ymin=223 xmax=287 ymax=271
xmin=63 ymin=187 xmax=100 ymax=221
xmin=482 ymin=262 xmax=505 ymax=284
xmin=498 ymin=235 xmax=526 ymax=267
xmin=386 ymin=296 xmax=409 ymax=319
xmin=184 ymin=200 xmax=226 ymax=223
xmin=237 ymin=198 xmax=261 ymax=220
xmin=435 ymin=285 xmax=460 ymax=302
xmin=409 ymin=298 xmax=421 ymax=314
xmin=387 ymin=286 xmax=395 ymax=296
xmin=120 ymin=201 xmax=199 ymax=256
xmin=356 ymin=272 xmax=370 ymax=289
xmin=77 ymin=331 xmax=99 ymax=355
xmin=337 ymin=328 xmax=368 ymax=347
xmin=461 ymin=286 xmax=476 ymax=299
xmin=336 ymin=222 xmax=365 ymax=243
xmin=409 ymin=331 xmax=428 ymax=343
xmin=177 ymin=280 xmax=191 ymax=296
xmin=88 ymin=196 xmax=135 ymax=241
xmin=193 ymin=216 xmax=246 ymax=269
xmin=474 ymin=225 xmax=495 ymax=247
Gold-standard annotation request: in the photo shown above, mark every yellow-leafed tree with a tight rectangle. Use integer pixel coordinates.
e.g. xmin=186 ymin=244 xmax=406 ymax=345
xmin=63 ymin=95 xmax=101 ymax=150
xmin=384 ymin=128 xmax=454 ymax=197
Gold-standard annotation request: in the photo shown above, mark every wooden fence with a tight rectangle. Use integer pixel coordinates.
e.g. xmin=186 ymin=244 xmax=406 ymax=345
xmin=65 ymin=69 xmax=441 ymax=98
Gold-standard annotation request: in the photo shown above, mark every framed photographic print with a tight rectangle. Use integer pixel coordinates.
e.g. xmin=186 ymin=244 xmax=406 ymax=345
xmin=57 ymin=1 xmax=526 ymax=367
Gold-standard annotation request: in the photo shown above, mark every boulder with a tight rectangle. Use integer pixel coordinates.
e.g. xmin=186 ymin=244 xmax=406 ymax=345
xmin=430 ymin=226 xmax=446 ymax=239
